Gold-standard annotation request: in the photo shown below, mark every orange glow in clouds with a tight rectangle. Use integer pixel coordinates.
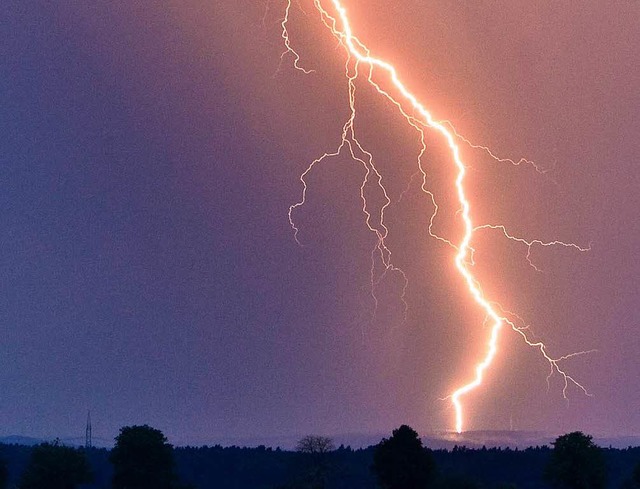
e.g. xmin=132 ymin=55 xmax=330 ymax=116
xmin=280 ymin=0 xmax=591 ymax=433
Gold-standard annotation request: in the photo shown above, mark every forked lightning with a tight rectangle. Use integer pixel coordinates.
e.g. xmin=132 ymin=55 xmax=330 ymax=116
xmin=276 ymin=0 xmax=592 ymax=433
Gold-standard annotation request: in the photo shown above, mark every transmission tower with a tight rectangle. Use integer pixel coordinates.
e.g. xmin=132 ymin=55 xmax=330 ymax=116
xmin=85 ymin=411 xmax=92 ymax=449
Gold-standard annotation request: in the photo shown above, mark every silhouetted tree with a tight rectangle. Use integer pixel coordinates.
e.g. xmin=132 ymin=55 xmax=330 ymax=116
xmin=19 ymin=441 xmax=92 ymax=489
xmin=296 ymin=435 xmax=335 ymax=455
xmin=295 ymin=435 xmax=335 ymax=489
xmin=372 ymin=425 xmax=436 ymax=489
xmin=110 ymin=425 xmax=177 ymax=489
xmin=544 ymin=432 xmax=606 ymax=489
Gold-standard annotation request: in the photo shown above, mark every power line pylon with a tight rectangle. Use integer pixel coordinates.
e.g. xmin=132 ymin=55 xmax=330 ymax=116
xmin=85 ymin=411 xmax=92 ymax=449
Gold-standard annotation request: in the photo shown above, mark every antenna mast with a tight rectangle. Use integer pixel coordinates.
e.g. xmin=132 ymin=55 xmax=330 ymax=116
xmin=85 ymin=411 xmax=92 ymax=449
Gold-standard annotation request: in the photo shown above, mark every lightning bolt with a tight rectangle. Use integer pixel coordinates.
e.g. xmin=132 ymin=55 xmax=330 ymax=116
xmin=276 ymin=0 xmax=592 ymax=433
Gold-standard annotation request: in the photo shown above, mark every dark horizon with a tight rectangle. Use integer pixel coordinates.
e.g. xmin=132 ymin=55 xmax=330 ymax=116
xmin=3 ymin=429 xmax=640 ymax=452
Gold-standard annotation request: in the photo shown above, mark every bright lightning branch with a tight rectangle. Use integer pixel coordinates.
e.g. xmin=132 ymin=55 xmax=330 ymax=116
xmin=278 ymin=0 xmax=592 ymax=433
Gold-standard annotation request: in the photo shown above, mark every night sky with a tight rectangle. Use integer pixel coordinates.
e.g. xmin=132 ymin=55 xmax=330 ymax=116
xmin=1 ymin=1 xmax=638 ymax=445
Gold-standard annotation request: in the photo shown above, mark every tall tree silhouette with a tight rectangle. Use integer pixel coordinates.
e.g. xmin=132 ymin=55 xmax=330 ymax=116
xmin=372 ymin=425 xmax=436 ymax=489
xmin=110 ymin=425 xmax=177 ymax=489
xmin=295 ymin=435 xmax=335 ymax=489
xmin=19 ymin=441 xmax=92 ymax=489
xmin=545 ymin=431 xmax=606 ymax=489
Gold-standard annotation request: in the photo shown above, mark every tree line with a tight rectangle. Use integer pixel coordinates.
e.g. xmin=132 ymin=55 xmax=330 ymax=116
xmin=0 ymin=425 xmax=191 ymax=489
xmin=0 ymin=425 xmax=639 ymax=488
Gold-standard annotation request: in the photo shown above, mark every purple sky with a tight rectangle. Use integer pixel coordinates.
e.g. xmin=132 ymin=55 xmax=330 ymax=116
xmin=1 ymin=1 xmax=638 ymax=445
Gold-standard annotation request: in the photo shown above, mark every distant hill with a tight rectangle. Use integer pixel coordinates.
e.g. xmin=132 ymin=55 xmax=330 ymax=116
xmin=184 ymin=430 xmax=640 ymax=450
xmin=2 ymin=430 xmax=638 ymax=450
xmin=426 ymin=431 xmax=640 ymax=450
xmin=0 ymin=435 xmax=112 ymax=448
xmin=0 ymin=436 xmax=43 ymax=446
xmin=424 ymin=430 xmax=555 ymax=449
